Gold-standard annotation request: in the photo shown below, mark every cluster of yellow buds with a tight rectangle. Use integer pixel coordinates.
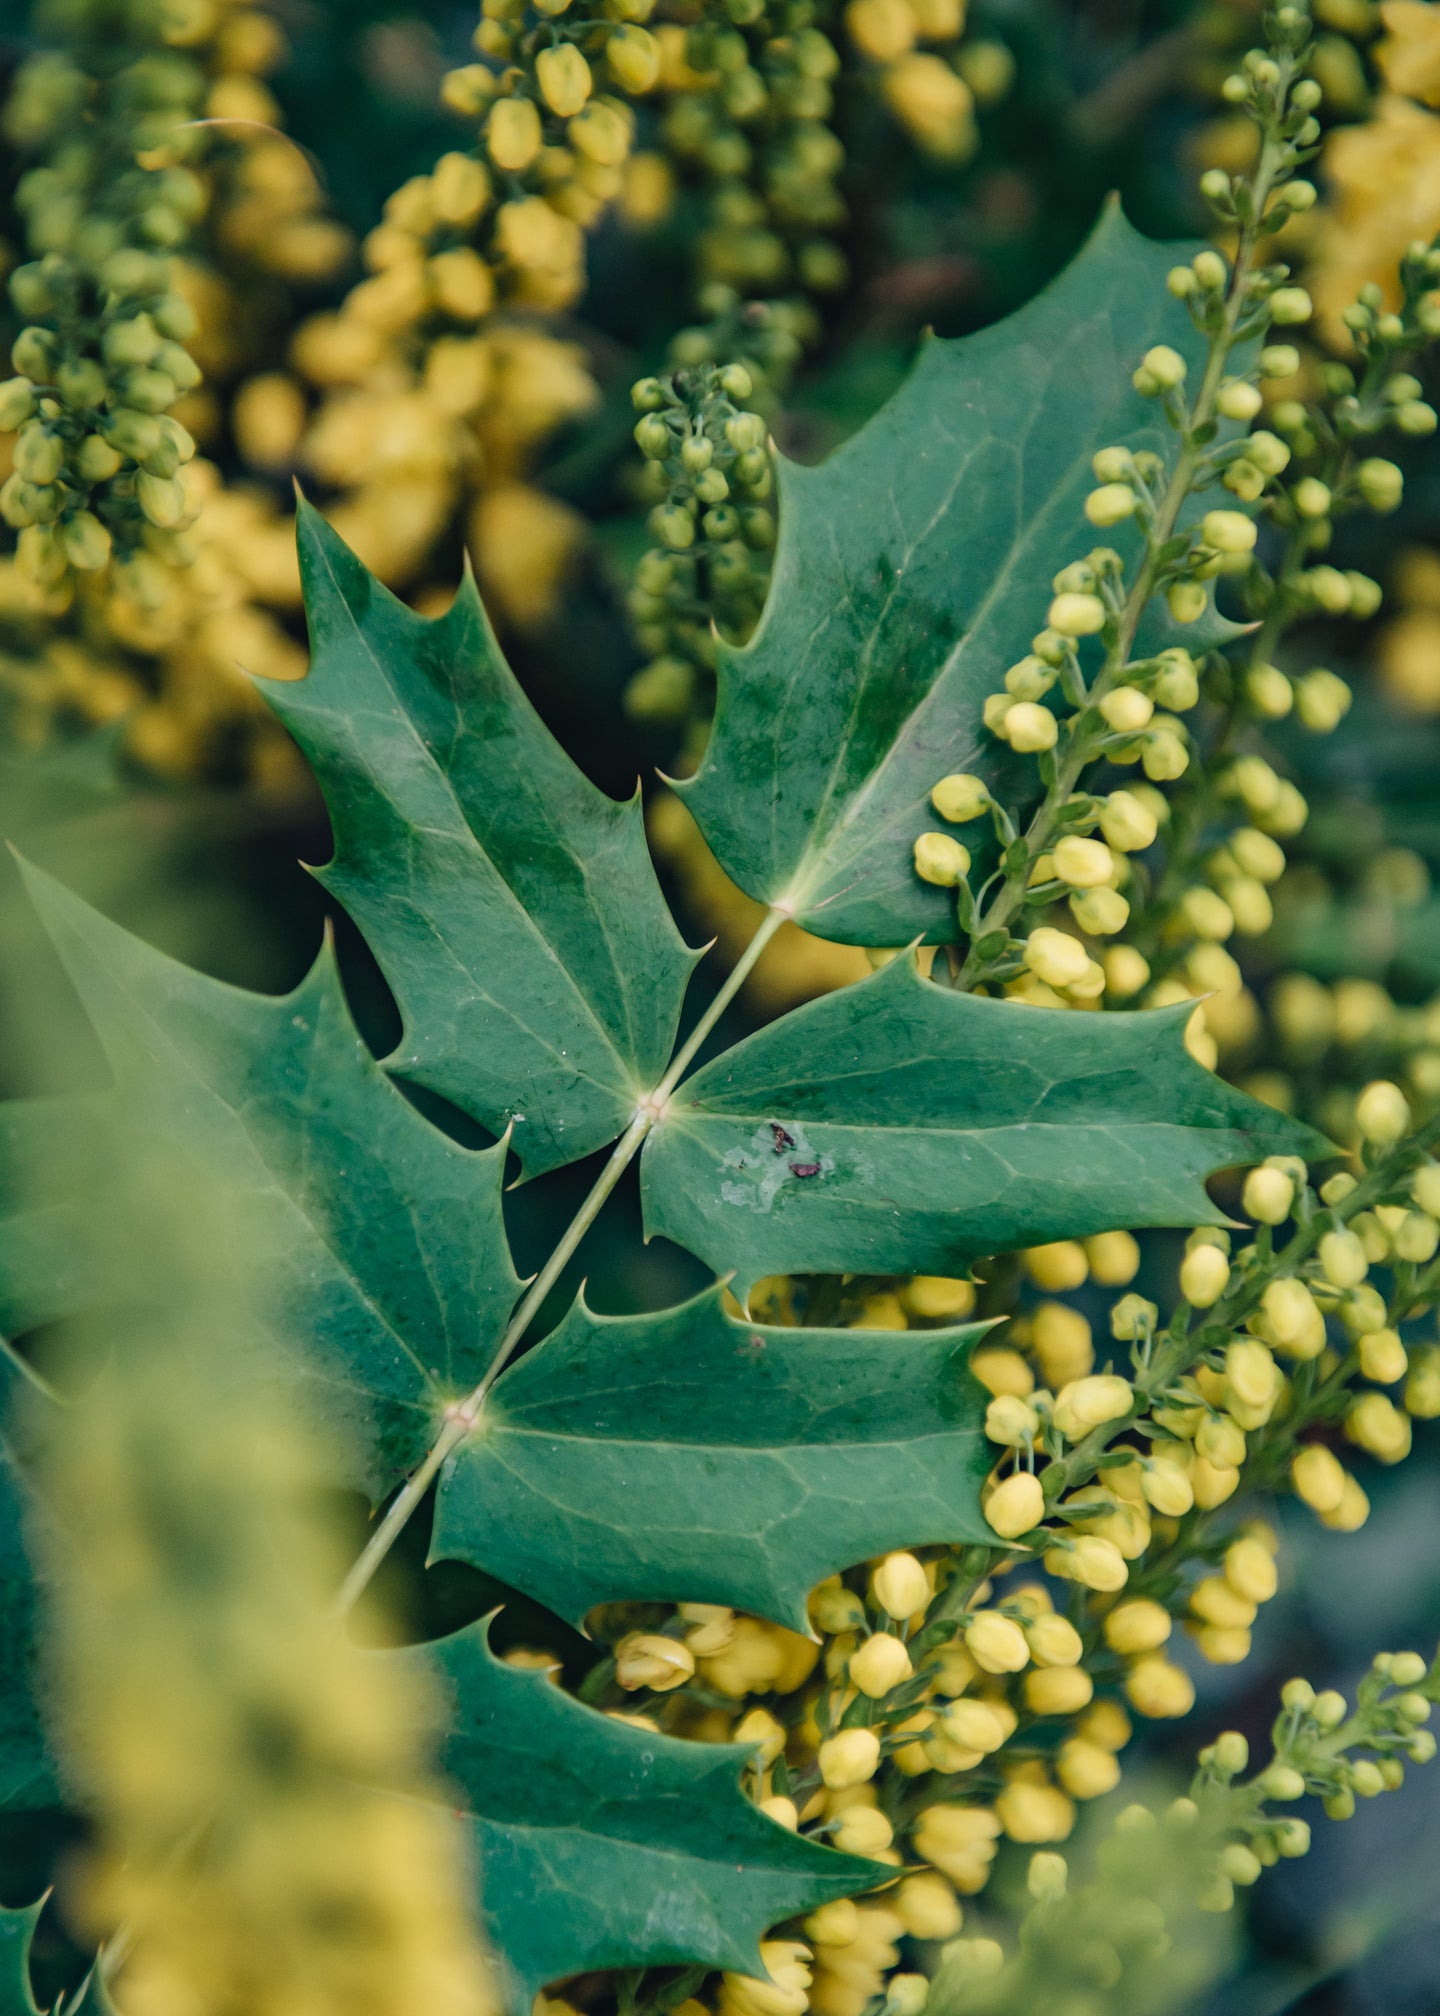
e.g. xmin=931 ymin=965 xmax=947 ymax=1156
xmin=0 ymin=9 xmax=218 ymax=591
xmin=1307 ymin=0 xmax=1440 ymax=348
xmin=625 ymin=359 xmax=775 ymax=721
xmin=566 ymin=1066 xmax=1440 ymax=2015
xmin=0 ymin=0 xmax=355 ymax=777
xmin=1235 ymin=959 xmax=1440 ymax=1144
xmin=907 ymin=86 xmax=1440 ymax=1022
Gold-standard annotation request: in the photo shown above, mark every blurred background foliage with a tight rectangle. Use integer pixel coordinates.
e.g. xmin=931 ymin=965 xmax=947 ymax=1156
xmin=5 ymin=1 xmax=1440 ymax=2013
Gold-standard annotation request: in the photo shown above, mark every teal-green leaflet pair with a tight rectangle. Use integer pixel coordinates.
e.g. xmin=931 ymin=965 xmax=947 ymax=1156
xmin=0 ymin=208 xmax=1320 ymax=2011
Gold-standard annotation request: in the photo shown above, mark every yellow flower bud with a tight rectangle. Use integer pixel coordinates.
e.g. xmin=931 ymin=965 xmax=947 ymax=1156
xmin=1180 ymin=1242 xmax=1230 ymax=1307
xmin=1099 ymin=686 xmax=1154 ymax=733
xmin=1099 ymin=789 xmax=1158 ymax=852
xmin=1052 ymin=1373 xmax=1132 ymax=1439
xmin=759 ymin=1794 xmax=799 ymax=1830
xmin=845 ymin=0 xmax=918 ymax=61
xmin=1360 ymin=1328 xmax=1407 ymax=1383
xmin=1190 ymin=1454 xmax=1240 ymax=1509
xmin=1190 ymin=1576 xmax=1256 ymax=1630
xmin=1048 ymin=591 xmax=1106 ymax=636
xmin=1085 ymin=482 xmax=1138 ymax=526
xmin=1140 ymin=1457 xmax=1194 ymax=1516
xmin=1031 ymin=1303 xmax=1093 ymax=1384
xmin=1053 ymin=835 xmax=1114 ymax=887
xmin=903 ymin=1275 xmax=975 ymax=1319
xmin=1023 ymin=1665 xmax=1093 ymax=1716
xmin=1292 ymin=1443 xmax=1347 ymax=1514
xmin=969 ymin=1347 xmax=1034 ymax=1397
xmin=1406 ymin=1348 xmax=1440 ymax=1418
xmin=941 ymin=1699 xmax=1008 ymax=1753
xmin=537 ymin=43 xmax=593 ymax=115
xmin=872 ymin=1552 xmax=931 ymax=1620
xmin=912 ymin=1805 xmax=1000 ymax=1891
xmin=608 ymin=23 xmax=661 ymax=91
xmin=804 ymin=1898 xmax=859 ymax=1946
xmin=1197 ymin=1414 xmax=1246 ymax=1468
xmin=1345 ymin=1391 xmax=1412 ymax=1464
xmin=930 ymin=773 xmax=990 ymax=823
xmin=1319 ymin=1475 xmax=1370 ymax=1531
xmin=429 ymin=246 xmax=495 ymax=320
xmin=615 ymin=1632 xmax=696 ymax=1690
xmin=1201 ymin=509 xmax=1258 ymax=554
xmin=913 ymin=831 xmax=971 ymax=886
xmin=996 ymin=1780 xmax=1075 ymax=1843
xmin=487 ymin=96 xmax=543 ymax=171
xmin=569 ymin=100 xmax=633 ymax=164
xmin=1003 ymin=701 xmax=1059 ymax=751
xmin=735 ymin=1708 xmax=787 ymax=1766
xmin=819 ymin=1727 xmax=882 ymax=1788
xmin=1194 ymin=1625 xmax=1251 ymax=1665
xmin=965 ymin=1610 xmax=1030 ymax=1672
xmin=983 ymin=1471 xmax=1044 ymax=1540
xmin=831 ymin=1804 xmax=893 ymax=1854
xmin=1069 ymin=886 xmax=1129 ymax=935
xmin=1225 ymin=1338 xmax=1280 ymax=1417
xmin=893 ymin=1873 xmax=962 ymax=1941
xmin=59 ymin=510 xmax=112 ymax=571
xmin=882 ymin=52 xmax=976 ymax=158
xmin=136 ymin=472 xmax=187 ymax=528
xmin=1056 ymin=1738 xmax=1121 ymax=1799
xmin=985 ymin=1395 xmax=1038 ymax=1446
xmin=1125 ymin=1655 xmax=1195 ymax=1718
xmin=1104 ymin=1599 xmax=1172 ymax=1654
xmin=1025 ymin=1613 xmax=1083 ymax=1667
xmin=1224 ymin=1536 xmax=1277 ymax=1604
xmin=1049 ymin=1535 xmax=1127 ymax=1591
xmin=1136 ymin=344 xmax=1187 ymax=390
xmin=1022 ymin=929 xmax=1089 ymax=990
xmin=1256 ymin=1277 xmax=1325 ymax=1359
xmin=1024 ymin=1239 xmax=1088 ymax=1290
xmin=1317 ymin=1228 xmax=1367 ymax=1290
xmin=1356 ymin=1078 xmax=1410 ymax=1143
xmin=850 ymin=1632 xmax=914 ymax=1697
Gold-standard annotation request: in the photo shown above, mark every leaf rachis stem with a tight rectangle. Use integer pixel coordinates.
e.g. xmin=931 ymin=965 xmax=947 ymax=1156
xmin=336 ymin=903 xmax=788 ymax=1616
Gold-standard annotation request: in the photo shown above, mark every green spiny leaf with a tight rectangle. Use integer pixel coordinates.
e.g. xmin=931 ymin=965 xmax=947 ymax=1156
xmin=261 ymin=501 xmax=699 ymax=1178
xmin=641 ymin=956 xmax=1328 ymax=1291
xmin=7 ymin=863 xmax=521 ymax=1497
xmin=0 ymin=1899 xmax=44 ymax=2016
xmin=680 ymin=204 xmax=1233 ymax=945
xmin=432 ymin=1283 xmax=994 ymax=1631
xmin=407 ymin=1622 xmax=880 ymax=2012
xmin=0 ymin=1352 xmax=57 ymax=1813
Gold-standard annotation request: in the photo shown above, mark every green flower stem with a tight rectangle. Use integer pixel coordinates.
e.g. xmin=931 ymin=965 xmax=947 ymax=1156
xmin=953 ymin=117 xmax=1290 ymax=994
xmin=336 ymin=905 xmax=787 ymax=1617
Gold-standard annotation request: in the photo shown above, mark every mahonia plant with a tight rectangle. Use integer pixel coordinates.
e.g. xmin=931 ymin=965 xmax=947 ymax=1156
xmin=4 ymin=6 xmax=1440 ymax=2016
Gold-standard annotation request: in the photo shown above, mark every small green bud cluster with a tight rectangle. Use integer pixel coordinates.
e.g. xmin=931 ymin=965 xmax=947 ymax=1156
xmin=625 ymin=357 xmax=775 ymax=723
xmin=1196 ymin=1649 xmax=1439 ymax=1910
xmin=660 ymin=11 xmax=850 ymax=321
xmin=0 ymin=30 xmax=208 ymax=595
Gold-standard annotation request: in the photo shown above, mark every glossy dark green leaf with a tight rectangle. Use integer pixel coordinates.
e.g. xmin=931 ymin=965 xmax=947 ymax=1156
xmin=409 ymin=1623 xmax=880 ymax=2012
xmin=5 ymin=863 xmax=521 ymax=1497
xmin=262 ymin=502 xmax=698 ymax=1178
xmin=0 ymin=1353 xmax=58 ymax=1814
xmin=681 ymin=204 xmax=1227 ymax=945
xmin=433 ymin=1283 xmax=993 ymax=1630
xmin=641 ymin=957 xmax=1328 ymax=1290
